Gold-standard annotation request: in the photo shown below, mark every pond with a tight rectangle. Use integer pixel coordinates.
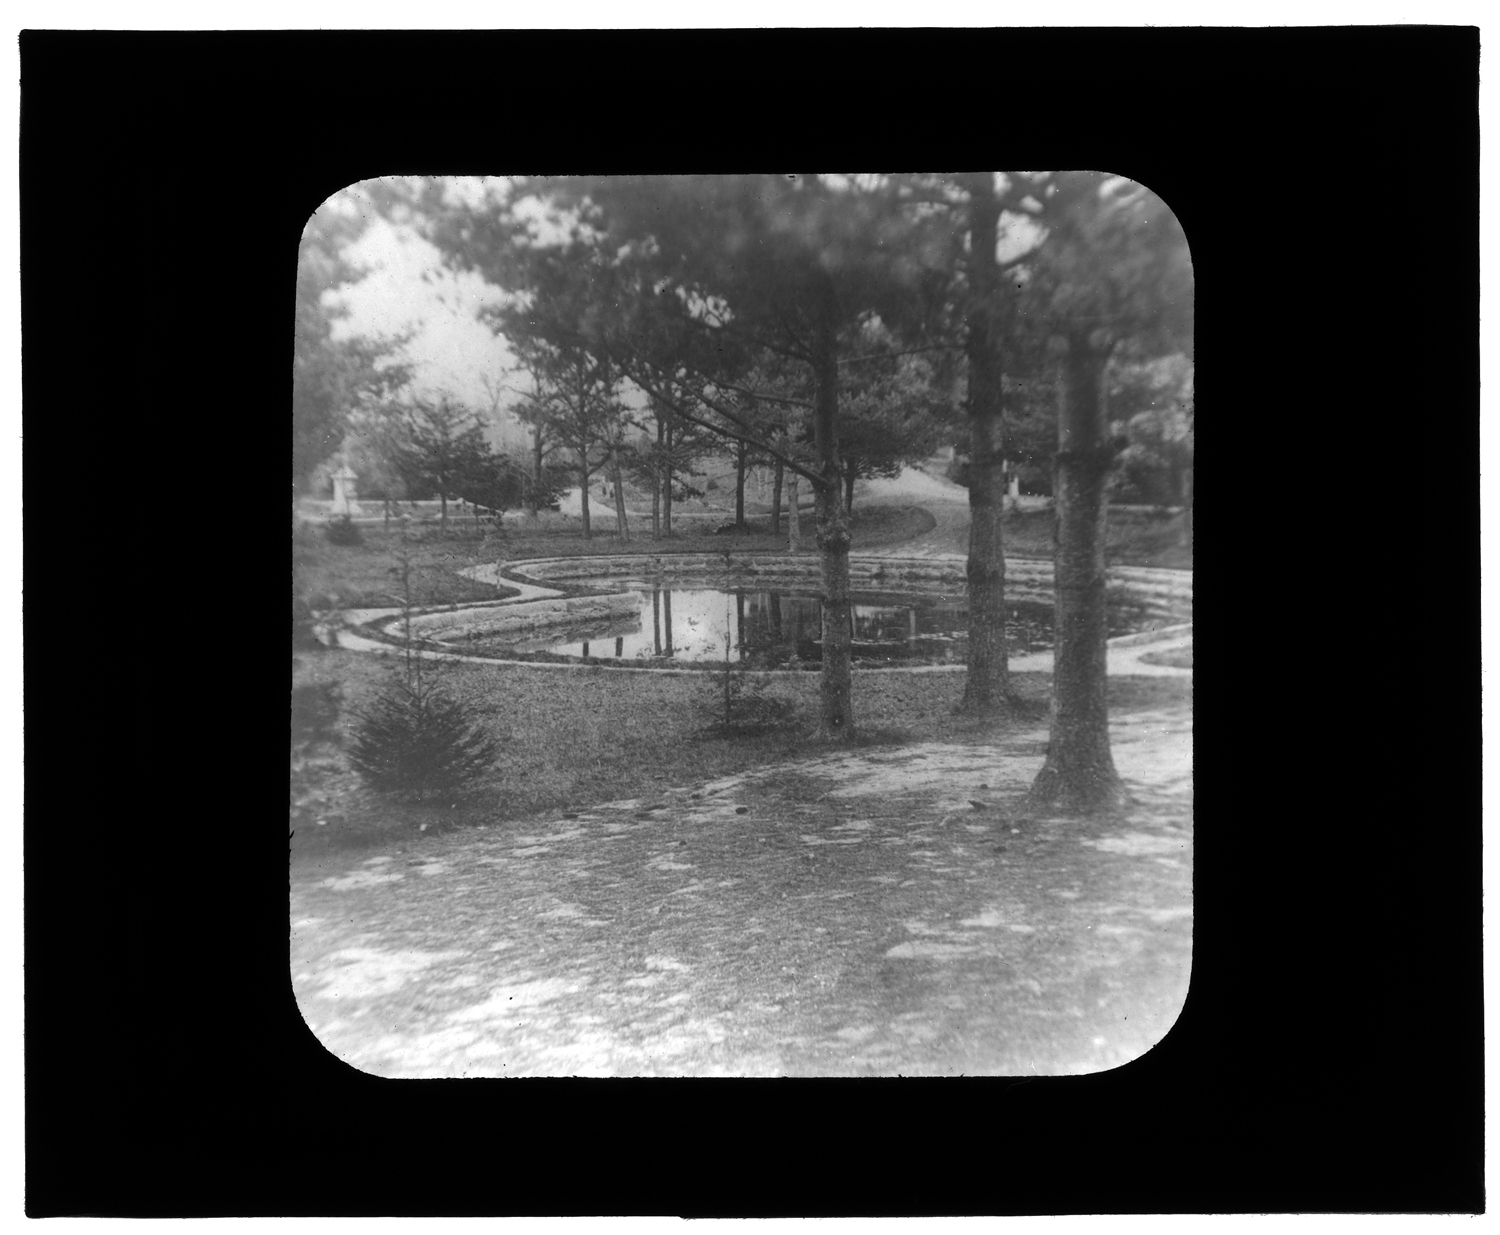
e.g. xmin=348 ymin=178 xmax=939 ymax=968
xmin=486 ymin=581 xmax=1154 ymax=668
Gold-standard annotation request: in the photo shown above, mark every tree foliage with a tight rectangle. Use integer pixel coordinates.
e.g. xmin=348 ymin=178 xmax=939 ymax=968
xmin=564 ymin=174 xmax=958 ymax=739
xmin=836 ymin=327 xmax=951 ymax=508
xmin=292 ymin=201 xmax=412 ymax=498
xmin=423 ymin=175 xmax=980 ymax=740
xmin=1021 ymin=173 xmax=1193 ymax=813
xmin=1110 ymin=353 xmax=1194 ymax=504
xmin=348 ymin=680 xmax=500 ymax=803
xmin=399 ymin=396 xmax=506 ymax=529
xmin=407 ymin=172 xmax=1190 ymax=766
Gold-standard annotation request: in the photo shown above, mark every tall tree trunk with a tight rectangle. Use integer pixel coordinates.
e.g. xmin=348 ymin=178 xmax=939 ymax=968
xmin=1026 ymin=331 xmax=1124 ymax=813
xmin=811 ymin=276 xmax=854 ymax=741
xmin=735 ymin=439 xmax=748 ymax=528
xmin=531 ymin=427 xmax=545 ymax=519
xmin=787 ymin=470 xmax=801 ymax=552
xmin=577 ymin=450 xmax=592 ymax=539
xmin=960 ymin=174 xmax=1010 ymax=714
xmin=610 ymin=444 xmax=630 ymax=542
xmin=843 ymin=459 xmax=857 ymax=514
xmin=771 ymin=458 xmax=784 ymax=538
xmin=652 ymin=418 xmax=664 ymax=539
xmin=662 ymin=419 xmax=674 ymax=537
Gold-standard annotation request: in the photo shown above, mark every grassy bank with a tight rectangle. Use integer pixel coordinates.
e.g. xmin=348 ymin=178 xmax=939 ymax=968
xmin=483 ymin=502 xmax=936 ymax=557
xmin=293 ymin=504 xmax=938 ymax=617
xmin=290 ymin=646 xmax=1190 ymax=866
xmin=1001 ymin=506 xmax=1191 ymax=570
xmin=294 ymin=524 xmax=519 ymax=611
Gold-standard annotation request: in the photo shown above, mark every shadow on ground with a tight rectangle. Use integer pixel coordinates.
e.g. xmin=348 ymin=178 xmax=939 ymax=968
xmin=291 ymin=704 xmax=1192 ymax=1077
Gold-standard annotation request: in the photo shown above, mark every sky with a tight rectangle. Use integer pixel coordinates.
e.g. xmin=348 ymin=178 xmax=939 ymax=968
xmin=320 ymin=177 xmax=606 ymax=452
xmin=324 ymin=190 xmax=518 ymax=413
xmin=315 ymin=173 xmax=1046 ymax=450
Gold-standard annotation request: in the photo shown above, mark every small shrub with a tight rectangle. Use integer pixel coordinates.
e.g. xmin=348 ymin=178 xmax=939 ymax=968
xmin=348 ymin=681 xmax=500 ymax=803
xmin=344 ymin=512 xmax=500 ymax=804
xmin=325 ymin=516 xmax=364 ymax=546
xmin=699 ymin=630 xmax=798 ymax=736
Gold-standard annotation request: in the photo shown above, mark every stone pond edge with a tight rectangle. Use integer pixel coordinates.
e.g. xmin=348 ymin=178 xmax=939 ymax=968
xmin=317 ymin=552 xmax=1193 ymax=678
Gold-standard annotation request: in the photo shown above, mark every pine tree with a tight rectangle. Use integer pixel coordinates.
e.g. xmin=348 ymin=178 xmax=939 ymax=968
xmin=1022 ymin=173 xmax=1193 ymax=814
xmin=347 ymin=520 xmax=500 ymax=803
xmin=400 ymin=396 xmax=496 ymax=535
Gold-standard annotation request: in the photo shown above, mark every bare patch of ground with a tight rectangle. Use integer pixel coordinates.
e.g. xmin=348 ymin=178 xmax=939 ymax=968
xmin=291 ymin=705 xmax=1191 ymax=1078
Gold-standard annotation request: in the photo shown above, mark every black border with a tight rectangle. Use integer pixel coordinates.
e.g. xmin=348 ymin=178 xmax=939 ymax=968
xmin=21 ymin=26 xmax=1482 ymax=1217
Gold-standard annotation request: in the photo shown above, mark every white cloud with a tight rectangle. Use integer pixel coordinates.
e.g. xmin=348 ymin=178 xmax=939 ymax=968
xmin=328 ymin=214 xmax=516 ymax=411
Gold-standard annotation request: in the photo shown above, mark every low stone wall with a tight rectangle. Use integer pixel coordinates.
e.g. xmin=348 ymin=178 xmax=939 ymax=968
xmin=365 ymin=553 xmax=1191 ymax=653
xmin=501 ymin=553 xmax=1193 ymax=622
xmin=392 ymin=592 xmax=641 ymax=642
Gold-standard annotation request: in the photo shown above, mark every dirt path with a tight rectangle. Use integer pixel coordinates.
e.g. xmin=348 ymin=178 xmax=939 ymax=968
xmin=291 ymin=705 xmax=1191 ymax=1078
xmin=857 ymin=470 xmax=976 ymax=560
xmin=869 ymin=499 xmax=972 ymax=559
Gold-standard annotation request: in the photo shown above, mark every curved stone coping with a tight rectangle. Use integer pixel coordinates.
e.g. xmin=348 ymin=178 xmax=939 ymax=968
xmin=491 ymin=552 xmax=1192 ymax=622
xmin=499 ymin=550 xmax=1189 ymax=590
xmin=331 ymin=623 xmax=1192 ymax=679
xmin=398 ymin=592 xmax=643 ymax=641
xmin=457 ymin=563 xmax=566 ymax=603
xmin=324 ymin=552 xmax=1192 ymax=677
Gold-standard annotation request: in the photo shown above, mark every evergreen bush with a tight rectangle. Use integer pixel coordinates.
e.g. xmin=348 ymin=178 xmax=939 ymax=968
xmin=348 ymin=680 xmax=499 ymax=803
xmin=698 ymin=626 xmax=798 ymax=736
xmin=345 ymin=512 xmax=499 ymax=804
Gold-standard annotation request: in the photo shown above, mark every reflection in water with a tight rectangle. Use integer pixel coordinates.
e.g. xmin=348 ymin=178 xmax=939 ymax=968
xmin=510 ymin=585 xmax=1016 ymax=665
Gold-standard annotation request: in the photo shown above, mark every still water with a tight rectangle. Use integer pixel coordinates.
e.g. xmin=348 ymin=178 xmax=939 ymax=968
xmin=501 ymin=583 xmax=1072 ymax=666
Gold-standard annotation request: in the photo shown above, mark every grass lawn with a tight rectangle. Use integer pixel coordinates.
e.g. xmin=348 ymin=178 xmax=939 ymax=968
xmin=294 ymin=503 xmax=935 ymax=607
xmin=294 ymin=523 xmax=520 ymax=611
xmin=491 ymin=501 xmax=937 ymax=557
xmin=1006 ymin=506 xmax=1192 ymax=570
xmin=290 ymin=644 xmax=1190 ymax=866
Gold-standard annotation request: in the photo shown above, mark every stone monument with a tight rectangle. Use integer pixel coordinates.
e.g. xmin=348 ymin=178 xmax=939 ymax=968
xmin=330 ymin=464 xmax=362 ymax=516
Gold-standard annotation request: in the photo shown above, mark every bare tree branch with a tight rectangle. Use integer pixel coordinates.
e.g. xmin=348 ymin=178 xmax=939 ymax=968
xmin=700 ymin=377 xmax=815 ymax=410
xmin=612 ymin=351 xmax=823 ymax=487
xmin=837 ymin=343 xmax=962 ymax=367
